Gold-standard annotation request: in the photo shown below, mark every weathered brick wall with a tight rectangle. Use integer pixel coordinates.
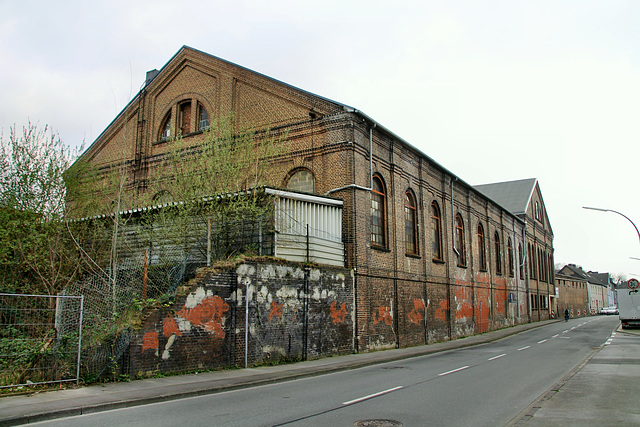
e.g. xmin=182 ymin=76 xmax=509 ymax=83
xmin=129 ymin=260 xmax=353 ymax=377
xmin=86 ymin=47 xmax=553 ymax=359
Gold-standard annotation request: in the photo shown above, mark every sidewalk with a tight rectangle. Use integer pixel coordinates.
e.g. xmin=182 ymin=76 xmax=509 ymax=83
xmin=510 ymin=324 xmax=640 ymax=426
xmin=0 ymin=319 xmax=631 ymax=426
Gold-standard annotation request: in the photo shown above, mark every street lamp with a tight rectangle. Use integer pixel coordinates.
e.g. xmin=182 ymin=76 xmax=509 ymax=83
xmin=583 ymin=206 xmax=640 ymax=245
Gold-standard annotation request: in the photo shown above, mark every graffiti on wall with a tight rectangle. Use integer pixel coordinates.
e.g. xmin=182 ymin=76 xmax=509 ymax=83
xmin=373 ymin=306 xmax=393 ymax=326
xmin=408 ymin=299 xmax=426 ymax=325
xmin=141 ymin=287 xmax=230 ymax=359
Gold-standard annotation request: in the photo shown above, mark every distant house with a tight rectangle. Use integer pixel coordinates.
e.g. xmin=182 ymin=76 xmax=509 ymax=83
xmin=75 ymin=46 xmax=556 ymax=352
xmin=555 ymin=264 xmax=590 ymax=317
xmin=556 ymin=264 xmax=610 ymax=314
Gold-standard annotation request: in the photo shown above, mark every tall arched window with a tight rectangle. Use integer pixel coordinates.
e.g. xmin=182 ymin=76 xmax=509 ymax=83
xmin=495 ymin=232 xmax=502 ymax=275
xmin=371 ymin=175 xmax=386 ymax=247
xmin=404 ymin=190 xmax=418 ymax=255
xmin=455 ymin=214 xmax=466 ymax=267
xmin=518 ymin=243 xmax=524 ymax=279
xmin=529 ymin=244 xmax=537 ymax=280
xmin=431 ymin=201 xmax=443 ymax=261
xmin=477 ymin=223 xmax=486 ymax=271
xmin=508 ymin=237 xmax=514 ymax=277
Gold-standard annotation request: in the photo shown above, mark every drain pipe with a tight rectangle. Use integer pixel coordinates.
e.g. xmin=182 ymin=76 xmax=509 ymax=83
xmin=521 ymin=222 xmax=531 ymax=320
xmin=325 ymin=123 xmax=376 ymax=195
xmin=451 ymin=177 xmax=460 ymax=257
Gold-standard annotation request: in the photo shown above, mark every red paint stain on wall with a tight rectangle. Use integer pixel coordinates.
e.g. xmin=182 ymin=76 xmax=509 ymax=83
xmin=435 ymin=300 xmax=449 ymax=323
xmin=330 ymin=301 xmax=347 ymax=323
xmin=454 ymin=287 xmax=474 ymax=320
xmin=477 ymin=289 xmax=490 ymax=330
xmin=269 ymin=300 xmax=283 ymax=322
xmin=176 ymin=295 xmax=229 ymax=339
xmin=373 ymin=306 xmax=392 ymax=326
xmin=408 ymin=299 xmax=425 ymax=325
xmin=142 ymin=331 xmax=158 ymax=352
xmin=495 ymin=284 xmax=507 ymax=316
xmin=163 ymin=317 xmax=182 ymax=337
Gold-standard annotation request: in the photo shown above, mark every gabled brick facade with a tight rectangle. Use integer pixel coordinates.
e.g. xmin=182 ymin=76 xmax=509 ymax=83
xmin=80 ymin=46 xmax=555 ymax=352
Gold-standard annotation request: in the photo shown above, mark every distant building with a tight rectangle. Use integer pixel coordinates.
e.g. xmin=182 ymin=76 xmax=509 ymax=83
xmin=474 ymin=179 xmax=555 ymax=321
xmin=556 ymin=264 xmax=610 ymax=314
xmin=555 ymin=264 xmax=590 ymax=317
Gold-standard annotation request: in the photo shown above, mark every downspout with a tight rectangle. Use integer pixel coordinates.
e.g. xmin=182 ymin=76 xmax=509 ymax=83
xmin=449 ymin=177 xmax=458 ymax=340
xmin=521 ymin=222 xmax=531 ymax=321
xmin=451 ymin=177 xmax=460 ymax=257
xmin=325 ymin=123 xmax=376 ymax=195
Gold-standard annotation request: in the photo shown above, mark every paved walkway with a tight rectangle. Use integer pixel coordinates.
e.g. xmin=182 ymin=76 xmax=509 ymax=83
xmin=0 ymin=319 xmax=636 ymax=426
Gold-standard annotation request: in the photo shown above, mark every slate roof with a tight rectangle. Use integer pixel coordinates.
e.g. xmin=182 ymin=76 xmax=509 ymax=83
xmin=473 ymin=178 xmax=537 ymax=216
xmin=557 ymin=264 xmax=610 ymax=287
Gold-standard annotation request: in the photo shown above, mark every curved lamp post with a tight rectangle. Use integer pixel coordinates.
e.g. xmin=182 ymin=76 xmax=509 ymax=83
xmin=583 ymin=206 xmax=640 ymax=245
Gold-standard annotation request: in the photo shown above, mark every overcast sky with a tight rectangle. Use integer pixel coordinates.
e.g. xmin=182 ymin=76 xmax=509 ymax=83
xmin=2 ymin=0 xmax=639 ymax=279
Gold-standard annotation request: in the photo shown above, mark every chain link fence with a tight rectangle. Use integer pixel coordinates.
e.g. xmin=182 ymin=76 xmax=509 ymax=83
xmin=0 ymin=293 xmax=83 ymax=388
xmin=59 ymin=214 xmax=275 ymax=381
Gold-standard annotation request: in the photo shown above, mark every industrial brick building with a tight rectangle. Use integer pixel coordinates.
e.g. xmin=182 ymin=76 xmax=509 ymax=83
xmin=79 ymin=46 xmax=555 ymax=352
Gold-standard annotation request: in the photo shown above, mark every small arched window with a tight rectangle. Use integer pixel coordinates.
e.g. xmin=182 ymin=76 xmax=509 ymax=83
xmin=371 ymin=175 xmax=386 ymax=247
xmin=198 ymin=103 xmax=210 ymax=131
xmin=431 ymin=201 xmax=443 ymax=261
xmin=159 ymin=111 xmax=171 ymax=140
xmin=495 ymin=232 xmax=502 ymax=275
xmin=508 ymin=237 xmax=514 ymax=277
xmin=287 ymin=168 xmax=316 ymax=193
xmin=477 ymin=223 xmax=486 ymax=271
xmin=455 ymin=214 xmax=466 ymax=267
xmin=404 ymin=190 xmax=418 ymax=255
xmin=178 ymin=101 xmax=192 ymax=135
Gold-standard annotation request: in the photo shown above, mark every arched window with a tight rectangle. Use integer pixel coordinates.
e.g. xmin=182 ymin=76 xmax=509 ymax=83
xmin=455 ymin=214 xmax=466 ymax=267
xmin=538 ymin=248 xmax=545 ymax=282
xmin=178 ymin=101 xmax=192 ymax=135
xmin=477 ymin=223 xmax=486 ymax=271
xmin=518 ymin=243 xmax=524 ymax=279
xmin=495 ymin=232 xmax=502 ymax=275
xmin=287 ymin=168 xmax=316 ymax=193
xmin=508 ymin=237 xmax=514 ymax=277
xmin=198 ymin=103 xmax=210 ymax=131
xmin=159 ymin=111 xmax=171 ymax=140
xmin=404 ymin=190 xmax=418 ymax=255
xmin=431 ymin=201 xmax=443 ymax=261
xmin=529 ymin=244 xmax=537 ymax=280
xmin=371 ymin=175 xmax=386 ymax=247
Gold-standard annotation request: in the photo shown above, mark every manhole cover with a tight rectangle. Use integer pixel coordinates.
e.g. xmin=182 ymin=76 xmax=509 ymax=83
xmin=354 ymin=420 xmax=403 ymax=427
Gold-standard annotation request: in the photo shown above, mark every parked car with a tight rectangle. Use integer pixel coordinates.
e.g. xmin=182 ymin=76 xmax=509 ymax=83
xmin=600 ymin=306 xmax=619 ymax=315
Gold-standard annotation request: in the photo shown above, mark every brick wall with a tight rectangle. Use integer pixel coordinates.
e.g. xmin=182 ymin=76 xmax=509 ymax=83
xmin=128 ymin=260 xmax=353 ymax=377
xmin=85 ymin=47 xmax=553 ymax=358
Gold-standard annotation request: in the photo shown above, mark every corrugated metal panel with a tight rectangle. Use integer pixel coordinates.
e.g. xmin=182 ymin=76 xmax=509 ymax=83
xmin=274 ymin=195 xmax=344 ymax=267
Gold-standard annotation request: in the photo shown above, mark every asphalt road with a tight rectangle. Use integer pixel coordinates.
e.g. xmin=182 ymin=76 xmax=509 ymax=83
xmin=31 ymin=316 xmax=619 ymax=426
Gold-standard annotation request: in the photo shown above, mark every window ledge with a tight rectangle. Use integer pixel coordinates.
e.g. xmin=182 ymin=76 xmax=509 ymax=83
xmin=405 ymin=253 xmax=421 ymax=259
xmin=372 ymin=245 xmax=391 ymax=253
xmin=432 ymin=258 xmax=445 ymax=265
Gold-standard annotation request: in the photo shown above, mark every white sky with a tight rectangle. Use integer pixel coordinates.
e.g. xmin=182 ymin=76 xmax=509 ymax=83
xmin=2 ymin=0 xmax=639 ymax=279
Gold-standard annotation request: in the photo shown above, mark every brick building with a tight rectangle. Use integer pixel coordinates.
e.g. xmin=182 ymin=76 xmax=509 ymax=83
xmin=555 ymin=265 xmax=590 ymax=317
xmin=78 ymin=46 xmax=555 ymax=352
